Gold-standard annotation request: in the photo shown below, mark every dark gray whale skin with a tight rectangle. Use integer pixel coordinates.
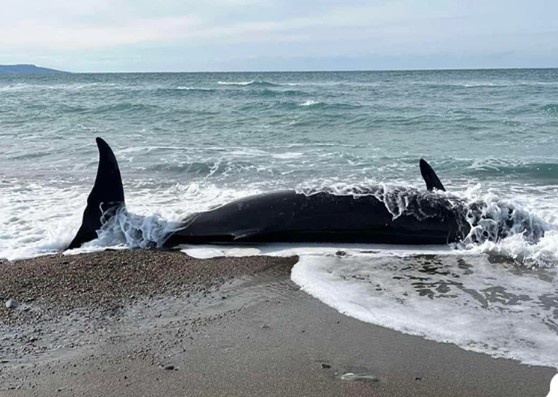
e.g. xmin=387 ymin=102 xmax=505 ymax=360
xmin=165 ymin=154 xmax=468 ymax=246
xmin=164 ymin=189 xmax=470 ymax=247
xmin=69 ymin=137 xmax=471 ymax=249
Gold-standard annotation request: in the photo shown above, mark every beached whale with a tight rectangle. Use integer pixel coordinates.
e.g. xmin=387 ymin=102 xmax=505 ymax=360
xmin=68 ymin=138 xmax=544 ymax=249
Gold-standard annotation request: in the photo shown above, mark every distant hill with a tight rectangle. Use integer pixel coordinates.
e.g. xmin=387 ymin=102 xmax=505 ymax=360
xmin=0 ymin=64 xmax=68 ymax=75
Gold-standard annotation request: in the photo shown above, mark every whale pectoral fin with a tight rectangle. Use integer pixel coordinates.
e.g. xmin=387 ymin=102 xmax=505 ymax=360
xmin=232 ymin=229 xmax=260 ymax=241
xmin=420 ymin=159 xmax=446 ymax=192
xmin=68 ymin=138 xmax=126 ymax=249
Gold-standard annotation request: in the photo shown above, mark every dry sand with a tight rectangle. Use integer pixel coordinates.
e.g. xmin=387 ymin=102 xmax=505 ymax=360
xmin=0 ymin=250 xmax=555 ymax=396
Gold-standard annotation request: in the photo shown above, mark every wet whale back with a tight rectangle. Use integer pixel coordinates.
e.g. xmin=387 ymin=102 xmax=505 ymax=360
xmin=166 ymin=189 xmax=468 ymax=246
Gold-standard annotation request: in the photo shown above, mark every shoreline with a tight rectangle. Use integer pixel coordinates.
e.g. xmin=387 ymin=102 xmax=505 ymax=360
xmin=0 ymin=250 xmax=555 ymax=396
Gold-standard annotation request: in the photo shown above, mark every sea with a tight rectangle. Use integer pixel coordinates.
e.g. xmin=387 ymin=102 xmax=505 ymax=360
xmin=1 ymin=69 xmax=557 ymax=368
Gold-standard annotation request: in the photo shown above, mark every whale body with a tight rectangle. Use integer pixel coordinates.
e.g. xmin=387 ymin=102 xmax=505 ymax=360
xmin=165 ymin=189 xmax=468 ymax=246
xmin=68 ymin=138 xmax=543 ymax=250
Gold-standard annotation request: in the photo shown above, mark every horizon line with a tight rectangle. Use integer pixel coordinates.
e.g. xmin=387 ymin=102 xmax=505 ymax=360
xmin=66 ymin=66 xmax=558 ymax=74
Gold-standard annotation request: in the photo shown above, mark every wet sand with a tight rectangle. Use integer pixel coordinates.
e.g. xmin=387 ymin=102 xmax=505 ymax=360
xmin=0 ymin=251 xmax=555 ymax=396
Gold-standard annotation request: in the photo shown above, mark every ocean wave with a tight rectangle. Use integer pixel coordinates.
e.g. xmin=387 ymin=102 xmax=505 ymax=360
xmin=300 ymin=100 xmax=322 ymax=107
xmin=217 ymin=80 xmax=280 ymax=87
xmin=468 ymin=160 xmax=558 ymax=180
xmin=541 ymin=104 xmax=558 ymax=115
xmin=274 ymin=100 xmax=361 ymax=111
xmin=94 ymin=103 xmax=163 ymax=114
xmin=175 ymin=86 xmax=215 ymax=91
xmin=410 ymin=81 xmax=558 ymax=89
xmin=153 ymin=87 xmax=217 ymax=95
xmin=146 ymin=159 xmax=260 ymax=178
xmin=258 ymin=88 xmax=304 ymax=97
xmin=271 ymin=152 xmax=304 ymax=160
xmin=0 ymin=83 xmax=119 ymax=92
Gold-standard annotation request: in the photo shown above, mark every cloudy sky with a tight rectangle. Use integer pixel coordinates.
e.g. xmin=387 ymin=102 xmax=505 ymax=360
xmin=1 ymin=0 xmax=557 ymax=72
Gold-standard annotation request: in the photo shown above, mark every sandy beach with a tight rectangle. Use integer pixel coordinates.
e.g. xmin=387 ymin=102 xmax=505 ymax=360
xmin=0 ymin=250 xmax=555 ymax=397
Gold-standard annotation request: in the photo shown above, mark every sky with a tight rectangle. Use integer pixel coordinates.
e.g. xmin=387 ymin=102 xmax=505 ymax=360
xmin=1 ymin=0 xmax=557 ymax=72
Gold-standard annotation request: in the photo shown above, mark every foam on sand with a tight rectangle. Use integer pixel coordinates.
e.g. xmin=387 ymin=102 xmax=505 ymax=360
xmin=291 ymin=252 xmax=558 ymax=368
xmin=549 ymin=373 xmax=558 ymax=397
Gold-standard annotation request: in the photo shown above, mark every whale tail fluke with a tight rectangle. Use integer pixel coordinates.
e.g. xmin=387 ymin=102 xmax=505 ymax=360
xmin=420 ymin=159 xmax=446 ymax=192
xmin=68 ymin=137 xmax=125 ymax=249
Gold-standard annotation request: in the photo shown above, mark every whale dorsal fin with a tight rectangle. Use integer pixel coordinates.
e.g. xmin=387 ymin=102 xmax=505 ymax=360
xmin=420 ymin=159 xmax=445 ymax=192
xmin=68 ymin=138 xmax=125 ymax=249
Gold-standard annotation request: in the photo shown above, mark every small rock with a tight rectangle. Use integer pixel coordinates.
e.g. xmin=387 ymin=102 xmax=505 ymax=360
xmin=321 ymin=363 xmax=331 ymax=369
xmin=5 ymin=299 xmax=19 ymax=309
xmin=341 ymin=373 xmax=380 ymax=383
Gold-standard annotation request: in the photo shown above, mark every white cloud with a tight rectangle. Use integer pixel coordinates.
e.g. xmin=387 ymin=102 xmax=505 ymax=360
xmin=0 ymin=2 xmax=453 ymax=50
xmin=0 ymin=0 xmax=460 ymax=50
xmin=0 ymin=16 xmax=202 ymax=50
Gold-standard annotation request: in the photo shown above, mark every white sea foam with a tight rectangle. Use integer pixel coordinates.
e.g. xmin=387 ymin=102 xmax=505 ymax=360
xmin=291 ymin=252 xmax=558 ymax=368
xmin=216 ymin=80 xmax=278 ymax=87
xmin=175 ymin=86 xmax=214 ymax=91
xmin=180 ymin=243 xmax=454 ymax=259
xmin=271 ymin=152 xmax=304 ymax=160
xmin=217 ymin=81 xmax=254 ymax=86
xmin=0 ymin=83 xmax=118 ymax=92
xmin=0 ymin=178 xmax=262 ymax=261
xmin=300 ymin=100 xmax=322 ymax=107
xmin=0 ymin=180 xmax=87 ymax=260
xmin=181 ymin=243 xmax=558 ymax=368
xmin=548 ymin=374 xmax=558 ymax=397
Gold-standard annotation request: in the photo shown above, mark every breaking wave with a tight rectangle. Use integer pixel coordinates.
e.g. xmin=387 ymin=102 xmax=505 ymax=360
xmin=94 ymin=207 xmax=181 ymax=249
xmin=217 ymin=80 xmax=280 ymax=87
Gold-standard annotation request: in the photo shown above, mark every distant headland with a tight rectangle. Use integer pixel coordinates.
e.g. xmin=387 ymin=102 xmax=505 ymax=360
xmin=0 ymin=64 xmax=68 ymax=75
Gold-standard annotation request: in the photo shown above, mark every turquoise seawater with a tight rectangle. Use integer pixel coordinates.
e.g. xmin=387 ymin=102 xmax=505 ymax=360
xmin=2 ymin=69 xmax=558 ymax=186
xmin=1 ymin=69 xmax=558 ymax=368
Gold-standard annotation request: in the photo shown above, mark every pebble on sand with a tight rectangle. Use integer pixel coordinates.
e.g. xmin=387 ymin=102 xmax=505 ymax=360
xmin=5 ymin=299 xmax=19 ymax=310
xmin=341 ymin=373 xmax=380 ymax=383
